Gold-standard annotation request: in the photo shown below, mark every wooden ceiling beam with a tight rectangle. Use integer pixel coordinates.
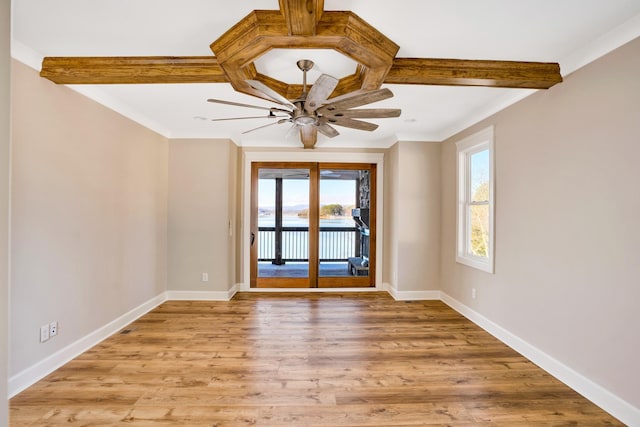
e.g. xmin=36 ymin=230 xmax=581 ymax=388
xmin=279 ymin=0 xmax=324 ymax=35
xmin=386 ymin=58 xmax=562 ymax=89
xmin=39 ymin=56 xmax=563 ymax=90
xmin=39 ymin=56 xmax=228 ymax=84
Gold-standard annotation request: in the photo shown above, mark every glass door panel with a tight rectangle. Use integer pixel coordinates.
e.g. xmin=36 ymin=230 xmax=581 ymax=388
xmin=252 ymin=164 xmax=315 ymax=288
xmin=318 ymin=165 xmax=375 ymax=288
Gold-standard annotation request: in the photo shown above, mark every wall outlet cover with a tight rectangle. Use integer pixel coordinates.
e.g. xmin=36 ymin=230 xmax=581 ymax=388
xmin=49 ymin=321 xmax=58 ymax=337
xmin=40 ymin=325 xmax=49 ymax=343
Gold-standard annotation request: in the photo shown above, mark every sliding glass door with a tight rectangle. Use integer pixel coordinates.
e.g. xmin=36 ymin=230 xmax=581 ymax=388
xmin=250 ymin=162 xmax=375 ymax=288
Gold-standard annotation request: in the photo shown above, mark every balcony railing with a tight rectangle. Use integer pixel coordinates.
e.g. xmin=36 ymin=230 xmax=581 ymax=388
xmin=258 ymin=226 xmax=359 ymax=262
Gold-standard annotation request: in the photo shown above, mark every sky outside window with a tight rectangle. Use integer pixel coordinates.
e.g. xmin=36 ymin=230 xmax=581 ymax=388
xmin=470 ymin=150 xmax=489 ymax=201
xmin=259 ymin=179 xmax=355 ymax=208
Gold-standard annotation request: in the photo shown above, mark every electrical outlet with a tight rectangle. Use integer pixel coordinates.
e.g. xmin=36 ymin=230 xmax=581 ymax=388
xmin=40 ymin=325 xmax=50 ymax=343
xmin=50 ymin=321 xmax=58 ymax=337
xmin=202 ymin=272 xmax=209 ymax=282
xmin=472 ymin=288 xmax=477 ymax=300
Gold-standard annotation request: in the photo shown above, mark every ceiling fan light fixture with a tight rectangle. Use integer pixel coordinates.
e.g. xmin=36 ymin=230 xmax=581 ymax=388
xmin=294 ymin=116 xmax=316 ymax=126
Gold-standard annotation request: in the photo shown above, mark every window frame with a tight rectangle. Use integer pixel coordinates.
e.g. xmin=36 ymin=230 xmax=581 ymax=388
xmin=455 ymin=126 xmax=495 ymax=273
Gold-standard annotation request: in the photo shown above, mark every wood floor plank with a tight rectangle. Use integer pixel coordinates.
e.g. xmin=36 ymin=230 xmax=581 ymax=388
xmin=9 ymin=292 xmax=623 ymax=426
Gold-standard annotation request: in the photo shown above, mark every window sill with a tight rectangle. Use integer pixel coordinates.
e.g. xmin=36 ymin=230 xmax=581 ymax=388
xmin=456 ymin=255 xmax=494 ymax=274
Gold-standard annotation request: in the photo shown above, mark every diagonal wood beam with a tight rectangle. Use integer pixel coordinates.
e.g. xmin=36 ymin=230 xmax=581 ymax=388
xmin=39 ymin=56 xmax=228 ymax=84
xmin=278 ymin=0 xmax=324 ymax=36
xmin=39 ymin=56 xmax=563 ymax=90
xmin=386 ymin=58 xmax=562 ymax=89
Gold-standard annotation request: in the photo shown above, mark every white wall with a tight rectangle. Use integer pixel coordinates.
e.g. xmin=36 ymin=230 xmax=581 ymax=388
xmin=386 ymin=141 xmax=441 ymax=294
xmin=441 ymin=37 xmax=640 ymax=411
xmin=167 ymin=139 xmax=238 ymax=293
xmin=10 ymin=60 xmax=168 ymax=376
xmin=1 ymin=0 xmax=10 ymax=422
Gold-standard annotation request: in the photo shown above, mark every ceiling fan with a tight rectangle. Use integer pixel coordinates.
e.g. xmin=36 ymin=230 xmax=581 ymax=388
xmin=207 ymin=59 xmax=400 ymax=148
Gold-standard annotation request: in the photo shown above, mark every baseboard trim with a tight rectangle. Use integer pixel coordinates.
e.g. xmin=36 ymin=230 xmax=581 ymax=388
xmin=384 ymin=283 xmax=442 ymax=301
xmin=165 ymin=286 xmax=237 ymax=301
xmin=8 ymin=292 xmax=167 ymax=398
xmin=440 ymin=292 xmax=640 ymax=427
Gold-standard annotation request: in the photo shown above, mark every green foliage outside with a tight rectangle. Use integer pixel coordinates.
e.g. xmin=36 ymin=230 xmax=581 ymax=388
xmin=471 ymin=182 xmax=489 ymax=257
xmin=297 ymin=204 xmax=346 ymax=218
xmin=321 ymin=204 xmax=344 ymax=217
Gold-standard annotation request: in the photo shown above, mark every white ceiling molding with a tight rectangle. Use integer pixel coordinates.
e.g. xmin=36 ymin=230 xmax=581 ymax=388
xmin=560 ymin=12 xmax=640 ymax=76
xmin=10 ymin=40 xmax=42 ymax=71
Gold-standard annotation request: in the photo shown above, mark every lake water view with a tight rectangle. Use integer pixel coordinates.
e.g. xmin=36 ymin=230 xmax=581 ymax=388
xmin=258 ymin=216 xmax=356 ymax=228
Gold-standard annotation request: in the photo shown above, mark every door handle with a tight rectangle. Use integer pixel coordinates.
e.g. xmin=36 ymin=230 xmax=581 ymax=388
xmin=250 ymin=232 xmax=255 ymax=246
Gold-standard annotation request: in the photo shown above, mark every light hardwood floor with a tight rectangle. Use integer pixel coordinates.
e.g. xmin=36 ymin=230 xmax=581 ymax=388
xmin=10 ymin=292 xmax=623 ymax=426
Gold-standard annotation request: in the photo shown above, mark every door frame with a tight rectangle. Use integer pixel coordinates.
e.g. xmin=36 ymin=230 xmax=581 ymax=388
xmin=242 ymin=151 xmax=385 ymax=291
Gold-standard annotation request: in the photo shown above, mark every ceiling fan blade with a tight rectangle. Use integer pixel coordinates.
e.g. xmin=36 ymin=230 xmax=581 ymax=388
xmin=242 ymin=118 xmax=290 ymax=134
xmin=319 ymin=88 xmax=394 ymax=113
xmin=305 ymin=74 xmax=339 ymax=114
xmin=317 ymin=122 xmax=340 ymax=138
xmin=207 ymin=98 xmax=282 ymax=112
xmin=210 ymin=115 xmax=289 ymax=122
xmin=323 ymin=117 xmax=379 ymax=132
xmin=285 ymin=124 xmax=299 ymax=140
xmin=246 ymin=80 xmax=295 ymax=108
xmin=300 ymin=125 xmax=318 ymax=149
xmin=325 ymin=108 xmax=401 ymax=119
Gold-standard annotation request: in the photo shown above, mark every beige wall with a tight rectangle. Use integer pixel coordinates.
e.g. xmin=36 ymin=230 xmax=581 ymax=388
xmin=233 ymin=144 xmax=243 ymax=283
xmin=441 ymin=37 xmax=640 ymax=408
xmin=237 ymin=145 xmax=440 ymax=292
xmin=386 ymin=141 xmax=441 ymax=292
xmin=382 ymin=143 xmax=399 ymax=285
xmin=10 ymin=60 xmax=168 ymax=375
xmin=1 ymin=0 xmax=10 ymax=421
xmin=168 ymin=139 xmax=238 ymax=292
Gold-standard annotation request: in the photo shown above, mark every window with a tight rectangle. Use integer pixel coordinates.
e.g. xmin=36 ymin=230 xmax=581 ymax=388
xmin=456 ymin=126 xmax=494 ymax=273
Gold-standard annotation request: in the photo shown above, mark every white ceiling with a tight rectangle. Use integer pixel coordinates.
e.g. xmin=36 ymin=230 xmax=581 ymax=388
xmin=11 ymin=0 xmax=640 ymax=148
